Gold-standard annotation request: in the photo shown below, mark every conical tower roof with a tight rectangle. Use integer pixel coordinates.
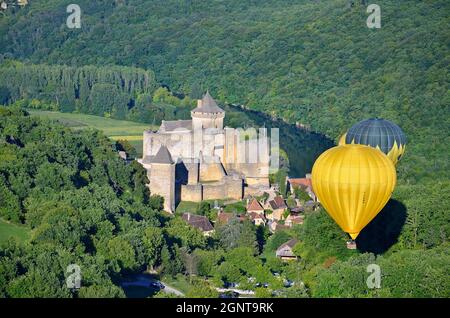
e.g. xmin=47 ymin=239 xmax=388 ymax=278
xmin=151 ymin=145 xmax=174 ymax=164
xmin=192 ymin=91 xmax=224 ymax=114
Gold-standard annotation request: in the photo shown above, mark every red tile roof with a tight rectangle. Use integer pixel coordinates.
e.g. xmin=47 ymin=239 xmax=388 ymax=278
xmin=288 ymin=178 xmax=312 ymax=189
xmin=237 ymin=214 xmax=248 ymax=222
xmin=217 ymin=212 xmax=234 ymax=224
xmin=247 ymin=198 xmax=264 ymax=212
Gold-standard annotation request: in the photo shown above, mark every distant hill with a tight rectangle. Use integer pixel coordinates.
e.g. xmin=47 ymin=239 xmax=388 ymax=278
xmin=0 ymin=0 xmax=448 ymax=183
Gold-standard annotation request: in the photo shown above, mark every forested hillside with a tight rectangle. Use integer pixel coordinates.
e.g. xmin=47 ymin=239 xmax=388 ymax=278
xmin=0 ymin=107 xmax=168 ymax=297
xmin=0 ymin=0 xmax=448 ymax=183
xmin=0 ymin=61 xmax=197 ymax=123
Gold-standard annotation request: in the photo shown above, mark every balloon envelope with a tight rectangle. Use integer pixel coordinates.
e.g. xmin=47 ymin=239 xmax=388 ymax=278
xmin=338 ymin=133 xmax=347 ymax=146
xmin=344 ymin=118 xmax=407 ymax=165
xmin=312 ymin=144 xmax=397 ymax=239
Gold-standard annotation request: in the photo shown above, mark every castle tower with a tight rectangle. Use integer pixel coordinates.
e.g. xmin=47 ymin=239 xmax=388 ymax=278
xmin=191 ymin=91 xmax=225 ymax=130
xmin=148 ymin=145 xmax=175 ymax=213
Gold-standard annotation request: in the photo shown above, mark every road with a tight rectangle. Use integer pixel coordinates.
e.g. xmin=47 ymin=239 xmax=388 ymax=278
xmin=216 ymin=288 xmax=255 ymax=296
xmin=160 ymin=281 xmax=185 ymax=297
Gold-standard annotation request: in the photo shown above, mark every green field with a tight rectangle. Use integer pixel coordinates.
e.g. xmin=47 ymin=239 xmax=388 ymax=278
xmin=175 ymin=201 xmax=200 ymax=214
xmin=0 ymin=219 xmax=30 ymax=243
xmin=28 ymin=110 xmax=158 ymax=157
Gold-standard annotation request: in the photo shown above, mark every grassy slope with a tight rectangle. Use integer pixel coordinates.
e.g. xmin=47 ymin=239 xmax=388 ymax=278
xmin=0 ymin=218 xmax=30 ymax=243
xmin=28 ymin=110 xmax=158 ymax=156
xmin=27 ymin=110 xmax=155 ymax=136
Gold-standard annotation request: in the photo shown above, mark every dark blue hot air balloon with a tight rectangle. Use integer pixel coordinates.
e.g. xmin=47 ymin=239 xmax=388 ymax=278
xmin=343 ymin=118 xmax=407 ymax=165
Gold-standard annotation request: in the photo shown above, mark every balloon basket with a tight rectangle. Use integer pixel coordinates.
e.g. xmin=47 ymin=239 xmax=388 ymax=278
xmin=346 ymin=240 xmax=357 ymax=250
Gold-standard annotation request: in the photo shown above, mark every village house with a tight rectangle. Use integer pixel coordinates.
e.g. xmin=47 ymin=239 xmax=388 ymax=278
xmin=237 ymin=214 xmax=248 ymax=222
xmin=246 ymin=198 xmax=265 ymax=215
xmin=285 ymin=214 xmax=304 ymax=227
xmin=287 ymin=177 xmax=312 ymax=191
xmin=346 ymin=240 xmax=357 ymax=250
xmin=275 ymin=239 xmax=299 ymax=261
xmin=248 ymin=212 xmax=266 ymax=226
xmin=266 ymin=196 xmax=287 ymax=221
xmin=289 ymin=206 xmax=304 ymax=215
xmin=269 ymin=220 xmax=290 ymax=233
xmin=216 ymin=211 xmax=247 ymax=225
xmin=286 ymin=174 xmax=317 ymax=202
xmin=216 ymin=211 xmax=234 ymax=225
xmin=182 ymin=213 xmax=214 ymax=236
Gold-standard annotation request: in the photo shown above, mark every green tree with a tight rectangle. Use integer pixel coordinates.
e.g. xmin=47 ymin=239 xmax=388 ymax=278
xmin=215 ymin=261 xmax=242 ymax=285
xmin=238 ymin=220 xmax=258 ymax=253
xmin=143 ymin=227 xmax=164 ymax=268
xmin=0 ymin=183 xmax=22 ymax=222
xmin=165 ymin=217 xmax=206 ymax=250
xmin=98 ymin=237 xmax=138 ymax=272
xmin=0 ymin=86 xmax=11 ymax=105
xmin=293 ymin=186 xmax=311 ymax=202
xmin=78 ymin=283 xmax=126 ymax=298
xmin=216 ymin=218 xmax=242 ymax=250
xmin=194 ymin=249 xmax=222 ymax=277
xmin=7 ymin=269 xmax=71 ymax=298
xmin=185 ymin=278 xmax=218 ymax=298
xmin=115 ymin=139 xmax=137 ymax=159
xmin=197 ymin=201 xmax=211 ymax=217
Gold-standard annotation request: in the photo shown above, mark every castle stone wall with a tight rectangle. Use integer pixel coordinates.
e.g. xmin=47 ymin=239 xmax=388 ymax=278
xmin=183 ymin=160 xmax=200 ymax=185
xmin=199 ymin=161 xmax=226 ymax=182
xmin=246 ymin=176 xmax=270 ymax=187
xmin=181 ymin=184 xmax=203 ymax=202
xmin=224 ymin=176 xmax=243 ymax=200
xmin=144 ymin=130 xmax=193 ymax=160
xmin=203 ymin=182 xmax=226 ymax=201
xmin=244 ymin=185 xmax=269 ymax=198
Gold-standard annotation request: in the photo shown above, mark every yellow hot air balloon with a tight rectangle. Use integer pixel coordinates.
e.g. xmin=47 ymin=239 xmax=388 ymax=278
xmin=311 ymin=144 xmax=396 ymax=240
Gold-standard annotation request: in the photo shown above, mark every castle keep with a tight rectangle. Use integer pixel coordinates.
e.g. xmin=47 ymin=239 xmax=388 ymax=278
xmin=138 ymin=92 xmax=270 ymax=212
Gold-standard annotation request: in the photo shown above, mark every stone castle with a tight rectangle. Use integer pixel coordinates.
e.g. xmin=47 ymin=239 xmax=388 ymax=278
xmin=138 ymin=92 xmax=271 ymax=212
